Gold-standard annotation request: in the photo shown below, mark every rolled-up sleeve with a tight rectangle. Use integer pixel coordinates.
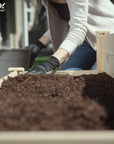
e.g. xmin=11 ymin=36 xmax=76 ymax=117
xmin=60 ymin=0 xmax=89 ymax=55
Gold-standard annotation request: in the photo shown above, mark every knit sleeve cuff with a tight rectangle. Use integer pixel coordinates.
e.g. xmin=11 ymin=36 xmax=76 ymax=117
xmin=59 ymin=40 xmax=78 ymax=56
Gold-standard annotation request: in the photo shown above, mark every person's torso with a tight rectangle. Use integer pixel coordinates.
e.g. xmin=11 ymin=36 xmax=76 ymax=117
xmin=87 ymin=0 xmax=114 ymax=48
xmin=49 ymin=1 xmax=70 ymax=22
xmin=67 ymin=0 xmax=114 ymax=49
xmin=47 ymin=0 xmax=114 ymax=51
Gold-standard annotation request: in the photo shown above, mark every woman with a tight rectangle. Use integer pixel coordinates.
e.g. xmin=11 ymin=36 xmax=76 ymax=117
xmin=27 ymin=0 xmax=114 ymax=74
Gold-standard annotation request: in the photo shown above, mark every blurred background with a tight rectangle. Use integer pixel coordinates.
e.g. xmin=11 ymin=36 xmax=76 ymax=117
xmin=0 ymin=0 xmax=48 ymax=49
xmin=0 ymin=0 xmax=53 ymax=77
xmin=0 ymin=0 xmax=114 ymax=77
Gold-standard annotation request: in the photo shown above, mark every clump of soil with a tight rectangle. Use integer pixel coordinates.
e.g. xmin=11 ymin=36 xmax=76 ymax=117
xmin=0 ymin=73 xmax=114 ymax=131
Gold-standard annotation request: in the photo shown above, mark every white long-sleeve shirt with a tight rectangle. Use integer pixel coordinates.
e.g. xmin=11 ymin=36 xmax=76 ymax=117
xmin=59 ymin=0 xmax=114 ymax=55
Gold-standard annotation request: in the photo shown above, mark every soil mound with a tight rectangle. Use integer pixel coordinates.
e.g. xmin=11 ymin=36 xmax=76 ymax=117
xmin=0 ymin=73 xmax=113 ymax=131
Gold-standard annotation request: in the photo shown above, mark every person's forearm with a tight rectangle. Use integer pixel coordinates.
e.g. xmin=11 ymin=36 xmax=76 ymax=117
xmin=39 ymin=35 xmax=51 ymax=46
xmin=53 ymin=48 xmax=69 ymax=63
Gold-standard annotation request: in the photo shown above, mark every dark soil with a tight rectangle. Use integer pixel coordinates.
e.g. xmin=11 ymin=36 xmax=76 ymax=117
xmin=0 ymin=73 xmax=114 ymax=131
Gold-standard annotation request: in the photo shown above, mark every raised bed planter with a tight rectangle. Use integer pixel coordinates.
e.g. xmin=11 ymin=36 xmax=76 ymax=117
xmin=0 ymin=32 xmax=113 ymax=144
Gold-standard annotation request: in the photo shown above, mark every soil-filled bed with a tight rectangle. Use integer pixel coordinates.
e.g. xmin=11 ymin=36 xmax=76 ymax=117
xmin=0 ymin=73 xmax=114 ymax=131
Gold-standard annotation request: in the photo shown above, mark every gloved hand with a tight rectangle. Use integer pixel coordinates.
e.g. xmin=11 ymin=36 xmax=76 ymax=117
xmin=24 ymin=40 xmax=46 ymax=68
xmin=27 ymin=56 xmax=60 ymax=74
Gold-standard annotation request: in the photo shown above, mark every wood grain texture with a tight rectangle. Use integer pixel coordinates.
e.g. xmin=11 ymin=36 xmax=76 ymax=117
xmin=102 ymin=34 xmax=114 ymax=78
xmin=55 ymin=70 xmax=99 ymax=76
xmin=0 ymin=131 xmax=114 ymax=144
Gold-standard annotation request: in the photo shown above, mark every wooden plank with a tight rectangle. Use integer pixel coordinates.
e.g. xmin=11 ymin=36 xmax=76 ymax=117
xmin=0 ymin=67 xmax=26 ymax=88
xmin=55 ymin=70 xmax=99 ymax=76
xmin=0 ymin=71 xmax=18 ymax=88
xmin=0 ymin=131 xmax=114 ymax=144
xmin=102 ymin=34 xmax=114 ymax=54
xmin=102 ymin=34 xmax=114 ymax=78
xmin=96 ymin=31 xmax=110 ymax=73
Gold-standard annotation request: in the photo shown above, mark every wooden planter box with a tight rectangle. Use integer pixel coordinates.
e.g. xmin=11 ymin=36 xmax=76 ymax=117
xmin=0 ymin=31 xmax=114 ymax=144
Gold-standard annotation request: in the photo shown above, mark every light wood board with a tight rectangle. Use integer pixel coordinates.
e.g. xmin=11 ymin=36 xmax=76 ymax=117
xmin=0 ymin=131 xmax=114 ymax=144
xmin=55 ymin=70 xmax=99 ymax=76
xmin=102 ymin=34 xmax=114 ymax=78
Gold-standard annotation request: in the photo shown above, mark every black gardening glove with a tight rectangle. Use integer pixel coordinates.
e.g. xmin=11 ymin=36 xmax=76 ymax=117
xmin=27 ymin=56 xmax=60 ymax=74
xmin=24 ymin=40 xmax=46 ymax=67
